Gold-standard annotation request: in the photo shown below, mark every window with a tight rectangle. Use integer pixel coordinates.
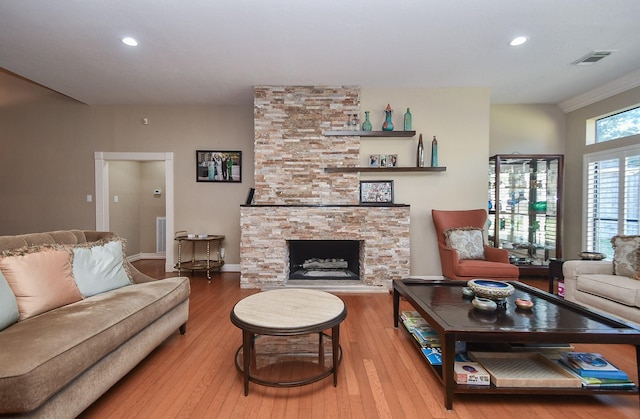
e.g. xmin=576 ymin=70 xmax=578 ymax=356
xmin=585 ymin=145 xmax=640 ymax=258
xmin=591 ymin=106 xmax=640 ymax=143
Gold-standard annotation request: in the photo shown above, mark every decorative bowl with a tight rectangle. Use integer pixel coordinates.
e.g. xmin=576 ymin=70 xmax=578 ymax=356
xmin=472 ymin=297 xmax=498 ymax=312
xmin=462 ymin=287 xmax=475 ymax=297
xmin=467 ymin=279 xmax=515 ymax=300
xmin=515 ymin=298 xmax=534 ymax=310
xmin=578 ymin=251 xmax=606 ymax=260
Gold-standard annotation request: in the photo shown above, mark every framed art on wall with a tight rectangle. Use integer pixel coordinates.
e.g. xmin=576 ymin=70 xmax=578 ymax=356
xmin=196 ymin=150 xmax=242 ymax=182
xmin=360 ymin=180 xmax=394 ymax=204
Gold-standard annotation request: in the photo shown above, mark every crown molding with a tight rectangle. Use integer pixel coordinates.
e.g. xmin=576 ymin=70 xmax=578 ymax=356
xmin=559 ymin=69 xmax=640 ymax=113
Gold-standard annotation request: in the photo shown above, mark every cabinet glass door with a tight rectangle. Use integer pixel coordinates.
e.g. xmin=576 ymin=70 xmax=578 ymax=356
xmin=488 ymin=154 xmax=563 ymax=266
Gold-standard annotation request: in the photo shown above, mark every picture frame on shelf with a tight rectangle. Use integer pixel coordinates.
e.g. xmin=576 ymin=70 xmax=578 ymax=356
xmin=196 ymin=150 xmax=242 ymax=183
xmin=383 ymin=154 xmax=398 ymax=167
xmin=369 ymin=154 xmax=380 ymax=167
xmin=360 ymin=180 xmax=394 ymax=204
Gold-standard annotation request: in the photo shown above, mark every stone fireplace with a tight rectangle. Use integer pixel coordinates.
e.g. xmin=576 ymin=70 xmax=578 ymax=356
xmin=288 ymin=239 xmax=361 ymax=280
xmin=240 ymin=86 xmax=410 ymax=289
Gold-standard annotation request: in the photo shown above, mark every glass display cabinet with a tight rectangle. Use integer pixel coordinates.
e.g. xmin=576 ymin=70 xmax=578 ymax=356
xmin=488 ymin=154 xmax=564 ymax=269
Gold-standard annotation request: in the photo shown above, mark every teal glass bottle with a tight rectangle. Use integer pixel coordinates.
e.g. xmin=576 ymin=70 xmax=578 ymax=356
xmin=404 ymin=108 xmax=412 ymax=131
xmin=362 ymin=111 xmax=372 ymax=131
xmin=431 ymin=136 xmax=438 ymax=167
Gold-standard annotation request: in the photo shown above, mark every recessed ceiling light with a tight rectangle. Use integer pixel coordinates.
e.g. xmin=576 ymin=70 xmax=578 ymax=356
xmin=122 ymin=37 xmax=138 ymax=47
xmin=509 ymin=36 xmax=528 ymax=47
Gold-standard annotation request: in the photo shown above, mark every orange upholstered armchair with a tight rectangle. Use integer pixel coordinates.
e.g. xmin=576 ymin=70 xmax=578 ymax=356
xmin=431 ymin=209 xmax=520 ymax=281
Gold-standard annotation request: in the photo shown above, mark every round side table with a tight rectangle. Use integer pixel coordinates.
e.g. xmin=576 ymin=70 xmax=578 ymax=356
xmin=230 ymin=288 xmax=347 ymax=395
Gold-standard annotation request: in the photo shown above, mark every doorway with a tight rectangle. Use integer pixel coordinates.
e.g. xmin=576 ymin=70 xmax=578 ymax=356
xmin=94 ymin=152 xmax=175 ymax=272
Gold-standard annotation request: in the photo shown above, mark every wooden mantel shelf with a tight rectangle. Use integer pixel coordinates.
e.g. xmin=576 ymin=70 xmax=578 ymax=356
xmin=323 ymin=130 xmax=416 ymax=137
xmin=324 ymin=166 xmax=446 ymax=173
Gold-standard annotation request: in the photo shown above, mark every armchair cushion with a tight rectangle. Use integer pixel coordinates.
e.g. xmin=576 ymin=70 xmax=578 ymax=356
xmin=444 ymin=227 xmax=485 ymax=260
xmin=611 ymin=235 xmax=640 ymax=279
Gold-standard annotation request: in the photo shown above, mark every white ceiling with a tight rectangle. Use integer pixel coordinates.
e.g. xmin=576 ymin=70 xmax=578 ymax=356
xmin=1 ymin=0 xmax=640 ymax=109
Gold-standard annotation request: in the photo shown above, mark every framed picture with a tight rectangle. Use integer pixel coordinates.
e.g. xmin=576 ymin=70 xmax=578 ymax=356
xmin=383 ymin=154 xmax=398 ymax=167
xmin=360 ymin=180 xmax=394 ymax=204
xmin=245 ymin=187 xmax=255 ymax=205
xmin=196 ymin=150 xmax=242 ymax=182
xmin=368 ymin=154 xmax=380 ymax=167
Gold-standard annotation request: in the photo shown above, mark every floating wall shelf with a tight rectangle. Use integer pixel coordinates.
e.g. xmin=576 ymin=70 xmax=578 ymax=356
xmin=323 ymin=130 xmax=416 ymax=137
xmin=324 ymin=167 xmax=446 ymax=173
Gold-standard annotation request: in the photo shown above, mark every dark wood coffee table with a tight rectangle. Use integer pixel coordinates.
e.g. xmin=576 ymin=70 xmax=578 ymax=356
xmin=393 ymin=279 xmax=640 ymax=410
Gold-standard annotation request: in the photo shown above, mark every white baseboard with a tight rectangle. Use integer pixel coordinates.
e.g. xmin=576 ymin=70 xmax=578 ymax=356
xmin=127 ymin=253 xmax=166 ymax=262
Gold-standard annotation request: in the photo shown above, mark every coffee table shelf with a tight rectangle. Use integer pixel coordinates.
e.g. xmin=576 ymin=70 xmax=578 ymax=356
xmin=393 ymin=279 xmax=640 ymax=409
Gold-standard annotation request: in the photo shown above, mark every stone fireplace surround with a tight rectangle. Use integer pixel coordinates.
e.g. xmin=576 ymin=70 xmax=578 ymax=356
xmin=240 ymin=86 xmax=411 ymax=290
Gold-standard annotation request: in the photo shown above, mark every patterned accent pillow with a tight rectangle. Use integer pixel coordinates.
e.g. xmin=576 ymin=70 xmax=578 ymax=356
xmin=445 ymin=227 xmax=486 ymax=260
xmin=611 ymin=235 xmax=640 ymax=279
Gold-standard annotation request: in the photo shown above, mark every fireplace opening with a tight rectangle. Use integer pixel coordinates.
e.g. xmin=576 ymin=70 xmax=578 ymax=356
xmin=288 ymin=240 xmax=361 ymax=280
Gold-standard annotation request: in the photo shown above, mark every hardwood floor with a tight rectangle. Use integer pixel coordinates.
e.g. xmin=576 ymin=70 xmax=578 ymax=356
xmin=80 ymin=262 xmax=640 ymax=418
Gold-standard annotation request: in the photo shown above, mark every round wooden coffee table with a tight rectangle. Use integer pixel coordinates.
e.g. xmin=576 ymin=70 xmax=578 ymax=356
xmin=230 ymin=288 xmax=347 ymax=395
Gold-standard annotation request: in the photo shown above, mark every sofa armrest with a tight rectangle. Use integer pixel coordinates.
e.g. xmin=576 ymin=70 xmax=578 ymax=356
xmin=563 ymin=260 xmax=613 ymax=278
xmin=562 ymin=260 xmax=613 ymax=302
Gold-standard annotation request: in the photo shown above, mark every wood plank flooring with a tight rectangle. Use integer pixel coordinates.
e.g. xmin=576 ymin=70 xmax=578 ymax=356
xmin=80 ymin=262 xmax=640 ymax=418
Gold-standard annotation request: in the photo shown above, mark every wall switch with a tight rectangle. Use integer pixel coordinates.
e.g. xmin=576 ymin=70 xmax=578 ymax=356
xmin=86 ymin=194 xmax=93 ymax=203
xmin=114 ymin=195 xmax=119 ymax=203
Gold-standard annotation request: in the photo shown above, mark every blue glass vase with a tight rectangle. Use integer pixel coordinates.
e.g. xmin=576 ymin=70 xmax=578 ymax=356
xmin=362 ymin=111 xmax=372 ymax=131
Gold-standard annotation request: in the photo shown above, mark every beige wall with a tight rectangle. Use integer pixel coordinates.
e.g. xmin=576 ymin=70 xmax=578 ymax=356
xmin=360 ymin=88 xmax=490 ymax=276
xmin=564 ymin=86 xmax=640 ymax=258
xmin=490 ymin=104 xmax=565 ymax=155
xmin=107 ymin=160 xmax=165 ymax=255
xmin=1 ymin=97 xmax=254 ymax=268
xmin=1 ymin=77 xmax=585 ymax=275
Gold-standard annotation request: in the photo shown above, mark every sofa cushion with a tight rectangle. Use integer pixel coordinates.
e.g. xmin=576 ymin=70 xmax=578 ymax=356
xmin=0 ymin=276 xmax=190 ymax=414
xmin=71 ymin=239 xmax=132 ymax=297
xmin=576 ymin=273 xmax=640 ymax=307
xmin=0 ymin=247 xmax=83 ymax=321
xmin=0 ymin=270 xmax=19 ymax=331
xmin=445 ymin=227 xmax=485 ymax=260
xmin=611 ymin=235 xmax=640 ymax=279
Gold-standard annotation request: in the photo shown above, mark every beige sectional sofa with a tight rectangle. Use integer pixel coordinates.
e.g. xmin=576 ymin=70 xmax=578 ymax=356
xmin=0 ymin=230 xmax=190 ymax=418
xmin=563 ymin=259 xmax=640 ymax=326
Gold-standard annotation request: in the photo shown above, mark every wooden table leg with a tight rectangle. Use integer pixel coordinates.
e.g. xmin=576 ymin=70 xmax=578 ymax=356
xmin=242 ymin=330 xmax=252 ymax=396
xmin=442 ymin=333 xmax=456 ymax=410
xmin=332 ymin=325 xmax=340 ymax=386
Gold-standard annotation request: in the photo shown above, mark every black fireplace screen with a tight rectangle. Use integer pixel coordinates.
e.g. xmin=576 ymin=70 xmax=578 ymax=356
xmin=288 ymin=240 xmax=361 ymax=280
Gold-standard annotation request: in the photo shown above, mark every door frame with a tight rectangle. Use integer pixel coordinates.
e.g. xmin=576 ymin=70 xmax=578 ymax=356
xmin=94 ymin=151 xmax=175 ymax=271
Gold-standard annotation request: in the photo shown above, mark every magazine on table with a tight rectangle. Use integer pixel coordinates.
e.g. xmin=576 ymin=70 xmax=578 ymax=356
xmin=559 ymin=352 xmax=629 ymax=380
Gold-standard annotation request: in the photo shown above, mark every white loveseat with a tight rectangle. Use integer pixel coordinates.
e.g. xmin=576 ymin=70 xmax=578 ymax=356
xmin=564 ymin=259 xmax=640 ymax=326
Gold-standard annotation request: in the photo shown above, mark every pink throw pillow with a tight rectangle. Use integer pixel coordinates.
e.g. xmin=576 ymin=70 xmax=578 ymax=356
xmin=0 ymin=248 xmax=83 ymax=320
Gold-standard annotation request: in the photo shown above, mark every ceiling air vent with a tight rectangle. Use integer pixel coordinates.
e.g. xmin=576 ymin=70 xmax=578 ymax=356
xmin=572 ymin=50 xmax=614 ymax=66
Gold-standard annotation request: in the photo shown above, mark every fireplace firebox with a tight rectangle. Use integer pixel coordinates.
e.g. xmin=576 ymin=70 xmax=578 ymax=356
xmin=288 ymin=240 xmax=361 ymax=280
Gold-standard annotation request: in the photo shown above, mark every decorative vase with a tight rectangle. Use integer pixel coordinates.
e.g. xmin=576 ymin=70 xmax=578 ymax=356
xmin=362 ymin=111 xmax=372 ymax=131
xmin=404 ymin=107 xmax=412 ymax=131
xmin=416 ymin=134 xmax=425 ymax=167
xmin=431 ymin=135 xmax=438 ymax=167
xmin=382 ymin=104 xmax=394 ymax=131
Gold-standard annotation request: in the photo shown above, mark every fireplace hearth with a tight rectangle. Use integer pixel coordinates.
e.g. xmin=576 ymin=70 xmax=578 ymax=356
xmin=288 ymin=240 xmax=361 ymax=280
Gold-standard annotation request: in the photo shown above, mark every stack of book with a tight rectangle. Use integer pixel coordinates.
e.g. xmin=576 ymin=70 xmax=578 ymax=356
xmin=558 ymin=352 xmax=635 ymax=388
xmin=400 ymin=311 xmax=469 ymax=366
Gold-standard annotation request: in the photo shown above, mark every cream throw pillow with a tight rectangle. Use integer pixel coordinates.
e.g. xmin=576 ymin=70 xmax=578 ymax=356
xmin=0 ymin=247 xmax=83 ymax=321
xmin=445 ymin=227 xmax=486 ymax=260
xmin=611 ymin=235 xmax=640 ymax=279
